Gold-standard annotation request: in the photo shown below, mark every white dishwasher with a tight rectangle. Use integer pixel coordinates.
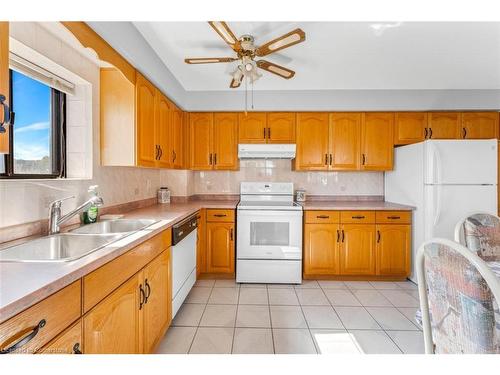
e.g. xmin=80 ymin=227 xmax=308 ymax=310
xmin=171 ymin=214 xmax=197 ymax=318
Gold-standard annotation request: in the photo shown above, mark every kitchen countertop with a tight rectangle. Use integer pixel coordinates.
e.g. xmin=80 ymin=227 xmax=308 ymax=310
xmin=0 ymin=200 xmax=238 ymax=323
xmin=299 ymin=201 xmax=415 ymax=210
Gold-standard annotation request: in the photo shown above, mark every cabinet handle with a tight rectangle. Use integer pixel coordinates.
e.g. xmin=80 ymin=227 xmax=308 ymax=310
xmin=387 ymin=215 xmax=401 ymax=219
xmin=462 ymin=127 xmax=467 ymax=139
xmin=214 ymin=214 xmax=227 ymax=217
xmin=351 ymin=215 xmax=365 ymax=219
xmin=329 ymin=154 xmax=333 ymax=166
xmin=424 ymin=128 xmax=428 ymax=139
xmin=341 ymin=230 xmax=345 ymax=243
xmin=159 ymin=146 xmax=163 ymax=160
xmin=325 ymin=154 xmax=328 ymax=165
xmin=214 ymin=153 xmax=217 ymax=165
xmin=209 ymin=153 xmax=213 ymax=165
xmin=377 ymin=230 xmax=381 ymax=243
xmin=316 ymin=215 xmax=330 ymax=219
xmin=0 ymin=319 xmax=46 ymax=354
xmin=155 ymin=145 xmax=159 ymax=160
xmin=336 ymin=229 xmax=340 ymax=242
xmin=268 ymin=127 xmax=271 ymax=139
xmin=139 ymin=284 xmax=145 ymax=310
xmin=230 ymin=228 xmax=234 ymax=241
xmin=73 ymin=343 xmax=82 ymax=354
xmin=362 ymin=154 xmax=366 ymax=165
xmin=145 ymin=279 xmax=151 ymax=304
xmin=172 ymin=150 xmax=176 ymax=162
xmin=429 ymin=128 xmax=433 ymax=139
xmin=264 ymin=128 xmax=266 ymax=139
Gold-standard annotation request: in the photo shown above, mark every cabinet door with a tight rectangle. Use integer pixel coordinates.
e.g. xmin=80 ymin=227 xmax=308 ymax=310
xmin=143 ymin=249 xmax=171 ymax=354
xmin=189 ymin=113 xmax=213 ymax=170
xmin=206 ymin=222 xmax=235 ymax=274
xmin=361 ymin=113 xmax=394 ymax=171
xmin=238 ymin=112 xmax=267 ymax=143
xmin=376 ymin=225 xmax=411 ymax=277
xmin=340 ymin=224 xmax=376 ymax=275
xmin=213 ymin=112 xmax=238 ymax=170
xmin=428 ymin=112 xmax=460 ymax=139
xmin=267 ymin=112 xmax=296 ymax=143
xmin=294 ymin=113 xmax=329 ymax=170
xmin=156 ymin=92 xmax=172 ymax=168
xmin=394 ymin=112 xmax=427 ymax=145
xmin=83 ymin=273 xmax=142 ymax=354
xmin=461 ymin=112 xmax=499 ymax=139
xmin=329 ymin=113 xmax=361 ymax=170
xmin=136 ymin=73 xmax=157 ymax=167
xmin=0 ymin=22 xmax=9 ymax=154
xmin=172 ymin=108 xmax=184 ymax=168
xmin=304 ymin=223 xmax=340 ymax=275
xmin=40 ymin=320 xmax=82 ymax=354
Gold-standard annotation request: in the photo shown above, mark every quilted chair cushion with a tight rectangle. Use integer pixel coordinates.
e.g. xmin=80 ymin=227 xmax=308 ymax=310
xmin=463 ymin=214 xmax=500 ymax=262
xmin=423 ymin=242 xmax=500 ymax=354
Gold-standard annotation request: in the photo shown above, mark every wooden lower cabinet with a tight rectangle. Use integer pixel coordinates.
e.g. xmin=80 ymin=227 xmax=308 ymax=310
xmin=303 ymin=223 xmax=340 ymax=275
xmin=196 ymin=209 xmax=207 ymax=276
xmin=206 ymin=222 xmax=235 ymax=274
xmin=40 ymin=320 xmax=82 ymax=354
xmin=376 ymin=224 xmax=411 ymax=277
xmin=340 ymin=224 xmax=376 ymax=276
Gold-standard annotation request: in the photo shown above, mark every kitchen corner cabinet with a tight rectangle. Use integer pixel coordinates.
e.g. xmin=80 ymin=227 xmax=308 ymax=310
xmin=0 ymin=22 xmax=10 ymax=154
xmin=394 ymin=112 xmax=427 ymax=145
xmin=427 ymin=112 xmax=460 ymax=139
xmin=461 ymin=112 xmax=499 ymax=139
xmin=361 ymin=113 xmax=394 ymax=171
xmin=189 ymin=113 xmax=238 ymax=170
xmin=294 ymin=113 xmax=330 ymax=170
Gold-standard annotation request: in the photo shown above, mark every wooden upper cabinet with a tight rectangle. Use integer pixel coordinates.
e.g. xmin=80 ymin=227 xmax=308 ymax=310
xmin=213 ymin=113 xmax=238 ymax=170
xmin=0 ymin=22 xmax=9 ymax=154
xmin=206 ymin=222 xmax=235 ymax=274
xmin=340 ymin=224 xmax=376 ymax=275
xmin=294 ymin=113 xmax=330 ymax=171
xmin=329 ymin=113 xmax=361 ymax=170
xmin=189 ymin=113 xmax=213 ymax=170
xmin=142 ymin=250 xmax=171 ymax=354
xmin=376 ymin=224 xmax=411 ymax=277
xmin=155 ymin=92 xmax=172 ymax=168
xmin=171 ymin=108 xmax=184 ymax=168
xmin=267 ymin=112 xmax=296 ymax=143
xmin=461 ymin=112 xmax=499 ymax=139
xmin=428 ymin=112 xmax=460 ymax=139
xmin=394 ymin=112 xmax=427 ymax=145
xmin=84 ymin=274 xmax=142 ymax=354
xmin=136 ymin=73 xmax=157 ymax=168
xmin=239 ymin=112 xmax=267 ymax=143
xmin=304 ymin=223 xmax=340 ymax=275
xmin=361 ymin=113 xmax=394 ymax=171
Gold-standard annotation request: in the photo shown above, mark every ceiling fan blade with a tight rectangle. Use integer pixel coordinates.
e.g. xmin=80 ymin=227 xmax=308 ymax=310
xmin=255 ymin=28 xmax=305 ymax=57
xmin=257 ymin=60 xmax=295 ymax=79
xmin=208 ymin=21 xmax=240 ymax=51
xmin=184 ymin=57 xmax=237 ymax=64
xmin=229 ymin=77 xmax=241 ymax=88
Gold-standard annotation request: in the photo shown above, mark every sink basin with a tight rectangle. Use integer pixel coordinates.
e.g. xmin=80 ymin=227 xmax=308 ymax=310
xmin=70 ymin=219 xmax=157 ymax=234
xmin=0 ymin=233 xmax=123 ymax=262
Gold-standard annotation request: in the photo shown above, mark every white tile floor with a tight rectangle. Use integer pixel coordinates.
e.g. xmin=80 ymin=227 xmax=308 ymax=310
xmin=156 ymin=279 xmax=424 ymax=354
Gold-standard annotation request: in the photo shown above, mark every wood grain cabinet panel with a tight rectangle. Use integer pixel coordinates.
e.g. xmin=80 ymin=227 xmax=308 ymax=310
xmin=0 ymin=22 xmax=9 ymax=154
xmin=304 ymin=223 xmax=340 ymax=275
xmin=329 ymin=113 xmax=361 ymax=170
xmin=294 ymin=113 xmax=330 ymax=171
xmin=172 ymin=108 xmax=185 ymax=168
xmin=142 ymin=249 xmax=171 ymax=354
xmin=394 ymin=112 xmax=427 ymax=145
xmin=206 ymin=222 xmax=235 ymax=274
xmin=156 ymin=92 xmax=173 ymax=168
xmin=207 ymin=209 xmax=235 ymax=222
xmin=428 ymin=112 xmax=460 ymax=139
xmin=197 ymin=209 xmax=207 ymax=276
xmin=238 ymin=112 xmax=267 ymax=143
xmin=461 ymin=112 xmax=499 ymax=139
xmin=213 ymin=113 xmax=238 ymax=170
xmin=339 ymin=224 xmax=376 ymax=275
xmin=267 ymin=112 xmax=296 ymax=143
xmin=83 ymin=273 xmax=142 ymax=354
xmin=136 ymin=73 xmax=157 ymax=167
xmin=39 ymin=320 xmax=83 ymax=354
xmin=376 ymin=224 xmax=411 ymax=277
xmin=340 ymin=210 xmax=376 ymax=224
xmin=361 ymin=113 xmax=394 ymax=171
xmin=189 ymin=113 xmax=213 ymax=170
xmin=304 ymin=210 xmax=340 ymax=224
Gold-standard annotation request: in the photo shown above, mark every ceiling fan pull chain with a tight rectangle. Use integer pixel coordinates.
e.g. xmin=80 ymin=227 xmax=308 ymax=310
xmin=244 ymin=75 xmax=248 ymax=114
xmin=251 ymin=79 xmax=254 ymax=110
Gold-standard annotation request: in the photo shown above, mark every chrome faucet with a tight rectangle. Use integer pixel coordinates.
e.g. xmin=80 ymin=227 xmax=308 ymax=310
xmin=48 ymin=194 xmax=104 ymax=234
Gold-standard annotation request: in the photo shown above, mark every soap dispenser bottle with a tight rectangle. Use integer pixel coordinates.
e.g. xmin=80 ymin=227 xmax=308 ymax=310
xmin=82 ymin=185 xmax=100 ymax=224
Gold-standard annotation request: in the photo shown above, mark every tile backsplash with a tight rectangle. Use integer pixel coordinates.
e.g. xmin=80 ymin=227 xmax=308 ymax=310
xmin=193 ymin=160 xmax=384 ymax=196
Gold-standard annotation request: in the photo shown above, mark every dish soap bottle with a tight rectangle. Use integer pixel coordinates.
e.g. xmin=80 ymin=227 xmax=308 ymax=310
xmin=82 ymin=185 xmax=100 ymax=224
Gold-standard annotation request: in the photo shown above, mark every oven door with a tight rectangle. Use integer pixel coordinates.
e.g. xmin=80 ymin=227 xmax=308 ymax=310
xmin=236 ymin=209 xmax=303 ymax=260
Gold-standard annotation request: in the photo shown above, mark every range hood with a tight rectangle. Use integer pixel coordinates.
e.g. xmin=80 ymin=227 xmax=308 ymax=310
xmin=238 ymin=144 xmax=296 ymax=159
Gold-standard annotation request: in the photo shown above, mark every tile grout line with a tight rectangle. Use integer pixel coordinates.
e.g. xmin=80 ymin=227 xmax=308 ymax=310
xmin=187 ymin=285 xmax=214 ymax=354
xmin=229 ymin=283 xmax=241 ymax=354
xmin=266 ymin=283 xmax=276 ymax=354
xmin=292 ymin=285 xmax=318 ymax=354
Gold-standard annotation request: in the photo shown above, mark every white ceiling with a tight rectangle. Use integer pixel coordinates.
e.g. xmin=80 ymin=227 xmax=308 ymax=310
xmin=133 ymin=22 xmax=500 ymax=91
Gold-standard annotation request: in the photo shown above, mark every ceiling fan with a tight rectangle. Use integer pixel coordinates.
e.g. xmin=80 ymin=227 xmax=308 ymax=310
xmin=185 ymin=22 xmax=306 ymax=88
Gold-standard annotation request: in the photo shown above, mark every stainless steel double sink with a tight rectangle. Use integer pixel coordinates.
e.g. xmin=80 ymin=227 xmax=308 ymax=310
xmin=0 ymin=219 xmax=157 ymax=263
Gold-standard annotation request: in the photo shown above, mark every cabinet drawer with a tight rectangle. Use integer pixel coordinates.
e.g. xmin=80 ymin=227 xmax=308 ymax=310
xmin=207 ymin=209 xmax=235 ymax=222
xmin=340 ymin=211 xmax=375 ymax=224
xmin=83 ymin=229 xmax=171 ymax=313
xmin=376 ymin=211 xmax=412 ymax=224
xmin=39 ymin=320 xmax=82 ymax=354
xmin=304 ymin=210 xmax=340 ymax=224
xmin=0 ymin=280 xmax=81 ymax=354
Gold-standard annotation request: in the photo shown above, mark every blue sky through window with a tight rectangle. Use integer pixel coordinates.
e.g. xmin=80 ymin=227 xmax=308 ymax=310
xmin=12 ymin=70 xmax=51 ymax=162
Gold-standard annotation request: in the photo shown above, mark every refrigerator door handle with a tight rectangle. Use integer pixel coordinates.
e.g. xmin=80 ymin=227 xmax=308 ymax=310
xmin=433 ymin=184 xmax=442 ymax=227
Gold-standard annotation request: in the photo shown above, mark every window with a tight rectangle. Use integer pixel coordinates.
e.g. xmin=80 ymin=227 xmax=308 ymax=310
xmin=1 ymin=69 xmax=66 ymax=178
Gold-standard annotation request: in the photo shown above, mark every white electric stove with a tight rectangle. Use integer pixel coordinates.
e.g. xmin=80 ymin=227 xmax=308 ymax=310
xmin=236 ymin=182 xmax=303 ymax=284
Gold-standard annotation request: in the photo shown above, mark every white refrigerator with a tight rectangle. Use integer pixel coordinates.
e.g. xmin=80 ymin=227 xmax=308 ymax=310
xmin=385 ymin=140 xmax=498 ymax=282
